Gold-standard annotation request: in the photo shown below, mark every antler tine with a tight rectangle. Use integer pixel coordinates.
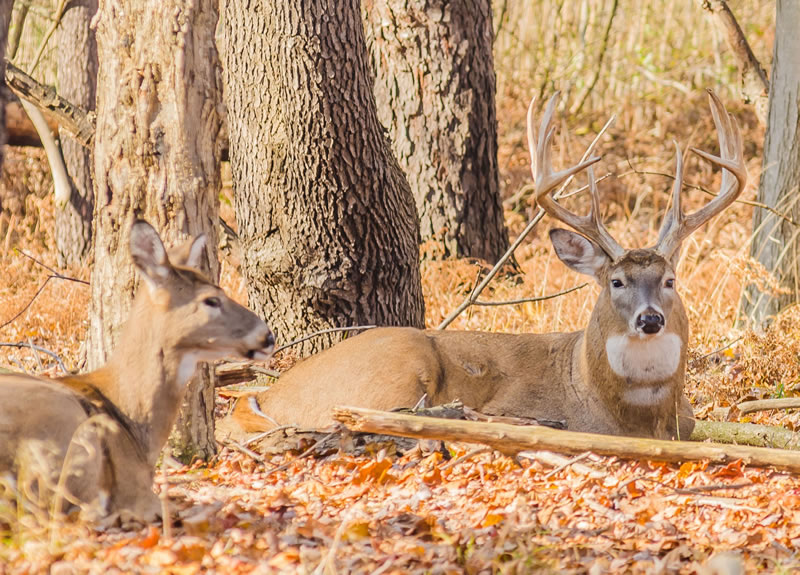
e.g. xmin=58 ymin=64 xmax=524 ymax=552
xmin=655 ymin=140 xmax=685 ymax=250
xmin=656 ymin=89 xmax=748 ymax=260
xmin=527 ymin=93 xmax=624 ymax=259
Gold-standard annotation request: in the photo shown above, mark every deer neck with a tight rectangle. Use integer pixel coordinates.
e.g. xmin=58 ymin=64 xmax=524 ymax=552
xmin=89 ymin=296 xmax=189 ymax=464
xmin=581 ymin=303 xmax=687 ymax=409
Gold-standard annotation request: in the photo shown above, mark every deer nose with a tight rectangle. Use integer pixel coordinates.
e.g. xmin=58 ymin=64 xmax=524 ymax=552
xmin=636 ymin=312 xmax=664 ymax=334
xmin=264 ymin=331 xmax=275 ymax=350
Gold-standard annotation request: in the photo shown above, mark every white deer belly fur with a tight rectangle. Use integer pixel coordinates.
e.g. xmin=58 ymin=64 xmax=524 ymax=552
xmin=605 ymin=333 xmax=682 ymax=385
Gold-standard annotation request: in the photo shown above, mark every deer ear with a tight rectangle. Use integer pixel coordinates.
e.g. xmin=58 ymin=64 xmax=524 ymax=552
xmin=184 ymin=234 xmax=207 ymax=270
xmin=667 ymin=247 xmax=681 ymax=270
xmin=130 ymin=220 xmax=171 ymax=290
xmin=549 ymin=228 xmax=610 ymax=282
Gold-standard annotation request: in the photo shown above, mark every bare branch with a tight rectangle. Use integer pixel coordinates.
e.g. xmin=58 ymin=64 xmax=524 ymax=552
xmin=473 ymin=283 xmax=589 ymax=307
xmin=0 ymin=252 xmax=88 ymax=331
xmin=699 ymin=0 xmax=769 ymax=124
xmin=622 ymin=158 xmax=798 ymax=228
xmin=570 ymin=0 xmax=620 ymax=116
xmin=16 ymin=249 xmax=89 ymax=284
xmin=273 ymin=325 xmax=376 ymax=354
xmin=5 ymin=61 xmax=95 ymax=148
xmin=0 ymin=342 xmax=68 ymax=373
xmin=28 ymin=0 xmax=69 ymax=74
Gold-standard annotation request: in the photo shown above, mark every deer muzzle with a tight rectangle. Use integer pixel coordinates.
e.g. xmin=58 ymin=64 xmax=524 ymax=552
xmin=636 ymin=311 xmax=665 ymax=335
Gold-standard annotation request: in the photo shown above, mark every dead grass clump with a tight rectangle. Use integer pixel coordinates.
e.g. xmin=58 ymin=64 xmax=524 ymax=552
xmin=0 ymin=191 xmax=89 ymax=374
xmin=738 ymin=307 xmax=800 ymax=396
xmin=0 ymin=147 xmax=51 ymax=217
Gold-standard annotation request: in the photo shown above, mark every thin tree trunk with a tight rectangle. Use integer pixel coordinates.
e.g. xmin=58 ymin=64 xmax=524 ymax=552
xmin=90 ymin=0 xmax=224 ymax=461
xmin=0 ymin=0 xmax=12 ymax=169
xmin=363 ymin=0 xmax=509 ymax=262
xmin=743 ymin=0 xmax=800 ymax=324
xmin=55 ymin=0 xmax=97 ymax=267
xmin=222 ymin=0 xmax=424 ymax=355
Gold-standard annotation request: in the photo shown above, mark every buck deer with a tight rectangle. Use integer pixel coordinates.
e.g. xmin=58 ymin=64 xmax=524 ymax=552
xmin=222 ymin=90 xmax=746 ymax=441
xmin=0 ymin=221 xmax=274 ymax=520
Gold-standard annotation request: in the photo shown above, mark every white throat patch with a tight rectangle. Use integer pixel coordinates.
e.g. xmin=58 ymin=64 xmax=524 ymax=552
xmin=621 ymin=385 xmax=672 ymax=406
xmin=177 ymin=353 xmax=202 ymax=387
xmin=605 ymin=333 xmax=682 ymax=383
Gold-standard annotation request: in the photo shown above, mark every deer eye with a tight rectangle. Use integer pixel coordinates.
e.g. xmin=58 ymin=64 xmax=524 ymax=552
xmin=611 ymin=279 xmax=624 ymax=289
xmin=665 ymin=279 xmax=675 ymax=289
xmin=203 ymin=297 xmax=222 ymax=308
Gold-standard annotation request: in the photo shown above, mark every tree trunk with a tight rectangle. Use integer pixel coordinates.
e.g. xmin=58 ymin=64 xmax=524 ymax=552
xmin=55 ymin=0 xmax=97 ymax=268
xmin=90 ymin=0 xmax=224 ymax=461
xmin=363 ymin=0 xmax=509 ymax=262
xmin=743 ymin=0 xmax=800 ymax=325
xmin=221 ymin=0 xmax=425 ymax=355
xmin=0 ymin=0 xmax=12 ymax=168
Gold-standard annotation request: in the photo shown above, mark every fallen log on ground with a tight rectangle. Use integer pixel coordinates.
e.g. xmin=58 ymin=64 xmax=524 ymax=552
xmin=692 ymin=419 xmax=800 ymax=450
xmin=333 ymin=405 xmax=800 ymax=473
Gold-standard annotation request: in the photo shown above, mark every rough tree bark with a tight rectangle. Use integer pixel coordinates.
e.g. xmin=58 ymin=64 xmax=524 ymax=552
xmin=222 ymin=0 xmax=425 ymax=355
xmin=363 ymin=0 xmax=509 ymax=262
xmin=743 ymin=0 xmax=800 ymax=324
xmin=90 ymin=0 xmax=224 ymax=460
xmin=55 ymin=0 xmax=97 ymax=267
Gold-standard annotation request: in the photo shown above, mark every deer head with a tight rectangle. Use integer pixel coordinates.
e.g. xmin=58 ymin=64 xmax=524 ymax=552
xmin=528 ymin=90 xmax=747 ymax=349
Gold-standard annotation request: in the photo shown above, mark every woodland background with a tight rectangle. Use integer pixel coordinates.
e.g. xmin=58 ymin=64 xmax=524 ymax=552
xmin=3 ymin=0 xmax=800 ymax=573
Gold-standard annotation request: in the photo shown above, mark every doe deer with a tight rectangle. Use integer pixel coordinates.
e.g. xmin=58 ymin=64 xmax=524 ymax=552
xmin=0 ymin=221 xmax=274 ymax=520
xmin=224 ymin=90 xmax=746 ymax=441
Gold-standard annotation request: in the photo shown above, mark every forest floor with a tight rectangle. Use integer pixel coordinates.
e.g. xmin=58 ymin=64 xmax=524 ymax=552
xmin=3 ymin=93 xmax=800 ymax=573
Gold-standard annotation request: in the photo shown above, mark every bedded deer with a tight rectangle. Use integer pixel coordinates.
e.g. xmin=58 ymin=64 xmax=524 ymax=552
xmin=0 ymin=221 xmax=274 ymax=520
xmin=224 ymin=90 xmax=746 ymax=441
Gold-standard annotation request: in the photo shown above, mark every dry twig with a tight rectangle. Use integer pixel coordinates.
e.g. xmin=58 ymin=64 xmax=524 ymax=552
xmin=273 ymin=325 xmax=376 ymax=354
xmin=437 ymin=113 xmax=615 ymax=329
xmin=474 ymin=283 xmax=588 ymax=307
xmin=0 ymin=342 xmax=68 ymax=374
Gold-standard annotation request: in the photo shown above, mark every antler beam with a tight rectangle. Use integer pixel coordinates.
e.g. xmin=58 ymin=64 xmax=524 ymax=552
xmin=527 ymin=93 xmax=625 ymax=260
xmin=655 ymin=89 xmax=748 ymax=260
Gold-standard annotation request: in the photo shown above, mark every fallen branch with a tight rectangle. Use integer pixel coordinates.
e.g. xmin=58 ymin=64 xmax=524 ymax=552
xmin=693 ymin=419 xmax=800 ymax=450
xmin=332 ymin=406 xmax=800 ymax=473
xmin=5 ymin=61 xmax=95 ymax=148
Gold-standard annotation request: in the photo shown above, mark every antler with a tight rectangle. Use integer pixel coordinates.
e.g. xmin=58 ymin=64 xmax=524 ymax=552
xmin=528 ymin=93 xmax=625 ymax=260
xmin=655 ymin=89 xmax=748 ymax=260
